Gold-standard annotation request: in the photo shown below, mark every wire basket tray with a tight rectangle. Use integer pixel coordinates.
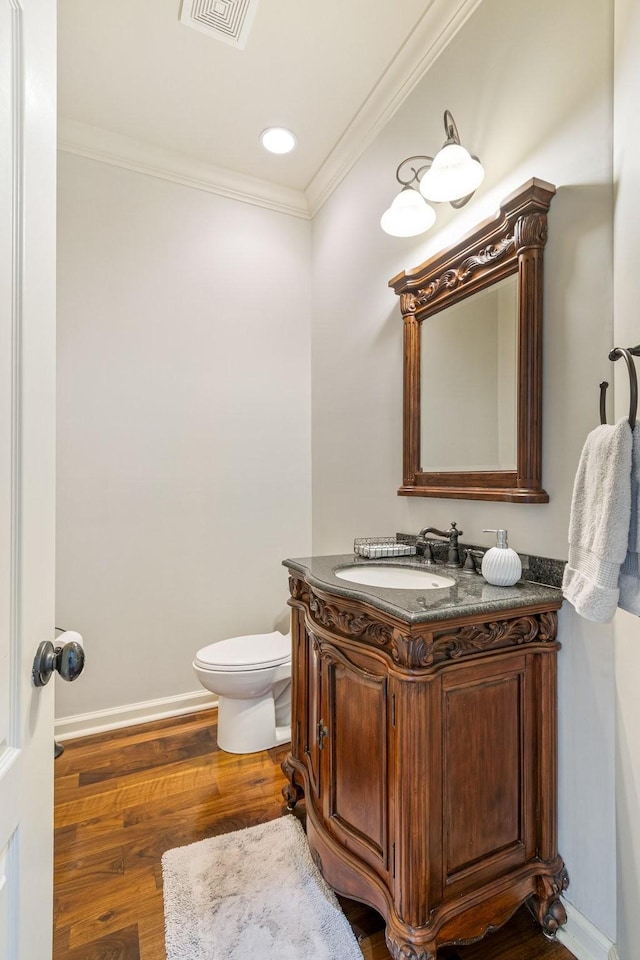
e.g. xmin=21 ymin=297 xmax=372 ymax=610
xmin=353 ymin=537 xmax=416 ymax=559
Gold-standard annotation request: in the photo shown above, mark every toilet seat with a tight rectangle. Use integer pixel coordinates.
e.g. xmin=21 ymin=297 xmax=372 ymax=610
xmin=194 ymin=630 xmax=291 ymax=673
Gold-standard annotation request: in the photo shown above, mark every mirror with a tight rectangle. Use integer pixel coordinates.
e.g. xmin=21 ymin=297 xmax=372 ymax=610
xmin=389 ymin=178 xmax=556 ymax=503
xmin=421 ymin=274 xmax=518 ymax=471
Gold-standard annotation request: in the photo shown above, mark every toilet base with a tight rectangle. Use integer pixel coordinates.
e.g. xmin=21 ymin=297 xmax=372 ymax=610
xmin=216 ymin=687 xmax=291 ymax=754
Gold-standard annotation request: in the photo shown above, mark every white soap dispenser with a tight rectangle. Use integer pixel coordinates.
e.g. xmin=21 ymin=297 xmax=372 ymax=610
xmin=481 ymin=529 xmax=522 ymax=586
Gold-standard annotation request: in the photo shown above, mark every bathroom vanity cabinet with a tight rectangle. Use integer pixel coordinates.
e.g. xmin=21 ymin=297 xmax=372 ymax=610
xmin=281 ymin=556 xmax=567 ymax=960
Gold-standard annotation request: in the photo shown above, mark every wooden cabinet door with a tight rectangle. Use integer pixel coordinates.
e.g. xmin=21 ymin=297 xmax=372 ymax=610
xmin=440 ymin=653 xmax=533 ymax=896
xmin=321 ymin=645 xmax=390 ymax=879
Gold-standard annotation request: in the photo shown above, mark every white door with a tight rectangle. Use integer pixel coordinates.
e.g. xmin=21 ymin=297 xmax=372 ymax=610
xmin=0 ymin=1 xmax=57 ymax=959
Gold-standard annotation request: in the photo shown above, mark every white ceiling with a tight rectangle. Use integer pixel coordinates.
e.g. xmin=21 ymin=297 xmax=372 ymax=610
xmin=58 ymin=0 xmax=481 ymax=214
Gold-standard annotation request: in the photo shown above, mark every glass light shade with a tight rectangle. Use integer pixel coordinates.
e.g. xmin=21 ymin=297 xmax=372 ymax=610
xmin=260 ymin=127 xmax=297 ymax=154
xmin=380 ymin=187 xmax=436 ymax=237
xmin=418 ymin=143 xmax=484 ymax=202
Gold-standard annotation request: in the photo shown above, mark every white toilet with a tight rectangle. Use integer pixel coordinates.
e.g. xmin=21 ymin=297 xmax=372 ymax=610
xmin=193 ymin=630 xmax=292 ymax=754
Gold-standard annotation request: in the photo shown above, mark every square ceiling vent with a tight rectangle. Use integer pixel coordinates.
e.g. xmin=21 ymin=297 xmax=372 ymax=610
xmin=180 ymin=0 xmax=260 ymax=50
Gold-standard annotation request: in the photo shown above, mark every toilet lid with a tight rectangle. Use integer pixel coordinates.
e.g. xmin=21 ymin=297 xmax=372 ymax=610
xmin=195 ymin=631 xmax=291 ymax=671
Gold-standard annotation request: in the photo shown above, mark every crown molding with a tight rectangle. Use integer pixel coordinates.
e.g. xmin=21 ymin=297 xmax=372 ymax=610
xmin=59 ymin=0 xmax=482 ymax=222
xmin=304 ymin=0 xmax=485 ymax=216
xmin=58 ymin=117 xmax=310 ymax=220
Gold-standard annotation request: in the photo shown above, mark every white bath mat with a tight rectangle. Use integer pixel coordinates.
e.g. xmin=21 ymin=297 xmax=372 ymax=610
xmin=161 ymin=815 xmax=363 ymax=960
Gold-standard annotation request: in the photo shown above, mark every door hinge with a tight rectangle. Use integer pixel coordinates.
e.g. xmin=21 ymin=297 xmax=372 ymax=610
xmin=391 ymin=693 xmax=396 ymax=727
xmin=392 ymin=841 xmax=396 ymax=879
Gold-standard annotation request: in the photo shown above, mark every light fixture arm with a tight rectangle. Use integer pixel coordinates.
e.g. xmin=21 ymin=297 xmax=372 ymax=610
xmin=442 ymin=108 xmax=460 ymax=145
xmin=449 ymin=188 xmax=475 ymax=210
xmin=395 ymin=155 xmax=434 ymax=188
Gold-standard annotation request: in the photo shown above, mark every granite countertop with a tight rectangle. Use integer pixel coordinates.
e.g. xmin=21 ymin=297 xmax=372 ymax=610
xmin=283 ymin=554 xmax=563 ymax=625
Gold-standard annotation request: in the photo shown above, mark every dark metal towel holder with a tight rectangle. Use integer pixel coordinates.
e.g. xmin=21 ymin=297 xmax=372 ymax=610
xmin=600 ymin=345 xmax=640 ymax=429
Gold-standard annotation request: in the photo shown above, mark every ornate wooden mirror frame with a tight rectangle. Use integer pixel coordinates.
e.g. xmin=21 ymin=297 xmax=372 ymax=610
xmin=389 ymin=177 xmax=556 ymax=503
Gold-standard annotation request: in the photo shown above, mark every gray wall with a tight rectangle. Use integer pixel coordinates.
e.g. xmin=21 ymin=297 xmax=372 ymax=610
xmin=311 ymin=0 xmax=616 ymax=941
xmin=56 ymin=153 xmax=312 ymax=718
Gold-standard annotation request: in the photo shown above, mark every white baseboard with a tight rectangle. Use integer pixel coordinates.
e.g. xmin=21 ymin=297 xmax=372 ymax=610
xmin=557 ymin=899 xmax=616 ymax=960
xmin=54 ymin=689 xmax=217 ymax=741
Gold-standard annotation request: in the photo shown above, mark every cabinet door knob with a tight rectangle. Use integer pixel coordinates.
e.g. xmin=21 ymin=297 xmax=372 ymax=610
xmin=317 ymin=720 xmax=329 ymax=750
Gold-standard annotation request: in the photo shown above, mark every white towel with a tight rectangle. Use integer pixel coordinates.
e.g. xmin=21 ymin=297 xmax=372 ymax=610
xmin=618 ymin=424 xmax=640 ymax=615
xmin=562 ymin=418 xmax=633 ymax=622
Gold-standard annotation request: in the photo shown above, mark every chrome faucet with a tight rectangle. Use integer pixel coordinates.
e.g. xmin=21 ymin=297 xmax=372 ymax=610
xmin=416 ymin=521 xmax=463 ymax=567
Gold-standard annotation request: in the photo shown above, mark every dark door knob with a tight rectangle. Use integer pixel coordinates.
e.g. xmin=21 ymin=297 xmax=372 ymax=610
xmin=32 ymin=631 xmax=85 ymax=687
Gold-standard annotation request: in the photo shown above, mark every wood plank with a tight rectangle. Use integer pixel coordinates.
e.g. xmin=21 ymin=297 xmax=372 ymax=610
xmin=55 ymin=760 xmax=221 ymax=826
xmin=137 ymin=914 xmax=168 ymax=960
xmin=66 ymin=894 xmax=160 ymax=951
xmin=63 ymin=924 xmax=141 ymax=959
xmin=55 ymin=867 xmax=157 ymax=930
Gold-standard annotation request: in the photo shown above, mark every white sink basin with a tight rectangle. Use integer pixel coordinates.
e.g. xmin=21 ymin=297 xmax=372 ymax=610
xmin=335 ymin=565 xmax=455 ymax=590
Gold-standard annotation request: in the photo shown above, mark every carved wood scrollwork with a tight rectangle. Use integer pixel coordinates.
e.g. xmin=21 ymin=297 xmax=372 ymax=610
xmin=538 ymin=611 xmax=558 ymax=642
xmin=300 ymin=584 xmax=557 ymax=668
xmin=545 ymin=865 xmax=570 ymax=899
xmin=385 ymin=933 xmax=435 ymax=960
xmin=307 ymin=592 xmax=394 ymax=646
xmin=406 ymin=235 xmax=516 ymax=312
xmin=289 ymin=576 xmax=309 ymax=604
xmin=389 ymin=629 xmax=432 ymax=669
xmin=513 ymin=211 xmax=548 ymax=248
xmin=528 ymin=866 xmax=570 ymax=939
xmin=430 ymin=614 xmax=557 ymax=664
xmin=280 ymin=756 xmax=304 ymax=810
xmin=400 ymin=291 xmax=418 ymax=316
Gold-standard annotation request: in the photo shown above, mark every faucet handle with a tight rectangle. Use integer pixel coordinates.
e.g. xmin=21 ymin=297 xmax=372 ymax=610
xmin=423 ymin=541 xmax=435 ymax=563
xmin=448 ymin=521 xmax=463 ymax=538
xmin=416 ymin=537 xmax=436 ymax=563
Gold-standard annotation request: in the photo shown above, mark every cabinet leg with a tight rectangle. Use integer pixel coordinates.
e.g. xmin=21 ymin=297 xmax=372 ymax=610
xmin=527 ymin=866 xmax=569 ymax=939
xmin=385 ymin=929 xmax=436 ymax=960
xmin=281 ymin=754 xmax=304 ymax=810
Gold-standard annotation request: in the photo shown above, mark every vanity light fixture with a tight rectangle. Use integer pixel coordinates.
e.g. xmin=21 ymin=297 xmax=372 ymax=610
xmin=380 ymin=110 xmax=484 ymax=237
xmin=260 ymin=126 xmax=297 ymax=154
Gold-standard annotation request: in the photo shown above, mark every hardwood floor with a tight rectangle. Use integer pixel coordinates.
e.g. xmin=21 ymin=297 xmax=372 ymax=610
xmin=53 ymin=709 xmax=577 ymax=960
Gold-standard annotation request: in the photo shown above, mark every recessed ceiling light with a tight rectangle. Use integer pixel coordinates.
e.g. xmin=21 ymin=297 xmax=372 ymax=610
xmin=260 ymin=127 xmax=297 ymax=155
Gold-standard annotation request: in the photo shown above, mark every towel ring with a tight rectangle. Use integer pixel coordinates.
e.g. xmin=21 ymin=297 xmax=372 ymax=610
xmin=607 ymin=346 xmax=639 ymax=429
xmin=599 ymin=380 xmax=609 ymax=425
